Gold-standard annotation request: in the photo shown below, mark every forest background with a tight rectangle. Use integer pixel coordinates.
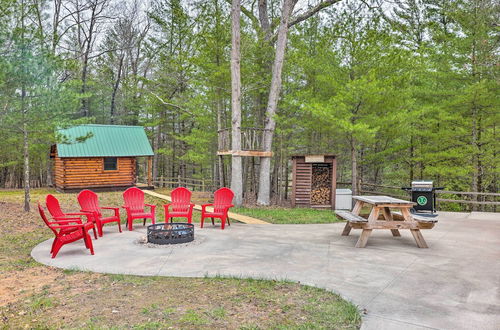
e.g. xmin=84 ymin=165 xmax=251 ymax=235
xmin=0 ymin=0 xmax=498 ymax=210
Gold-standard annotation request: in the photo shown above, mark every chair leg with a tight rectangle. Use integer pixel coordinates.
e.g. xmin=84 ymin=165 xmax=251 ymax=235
xmin=200 ymin=215 xmax=205 ymax=228
xmin=83 ymin=233 xmax=89 ymax=248
xmin=227 ymin=217 xmax=230 ymax=226
xmin=85 ymin=233 xmax=94 ymax=255
xmin=50 ymin=239 xmax=57 ymax=253
xmin=92 ymin=226 xmax=98 ymax=239
xmin=211 ymin=217 xmax=215 ymax=225
xmin=143 ymin=218 xmax=146 ymax=226
xmin=152 ymin=214 xmax=156 ymax=225
xmin=221 ymin=217 xmax=225 ymax=230
xmin=117 ymin=220 xmax=122 ymax=233
xmin=51 ymin=240 xmax=63 ymax=258
xmin=97 ymin=220 xmax=103 ymax=237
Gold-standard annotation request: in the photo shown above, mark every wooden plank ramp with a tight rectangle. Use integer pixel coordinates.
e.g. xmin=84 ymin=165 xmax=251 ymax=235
xmin=143 ymin=190 xmax=271 ymax=225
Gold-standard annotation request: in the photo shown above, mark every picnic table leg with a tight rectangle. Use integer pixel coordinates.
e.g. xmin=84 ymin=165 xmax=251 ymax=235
xmin=355 ymin=229 xmax=372 ymax=248
xmin=410 ymin=229 xmax=429 ymax=248
xmin=402 ymin=208 xmax=429 ymax=248
xmin=382 ymin=207 xmax=401 ymax=237
xmin=341 ymin=222 xmax=352 ymax=236
xmin=342 ymin=201 xmax=364 ymax=237
xmin=354 ymin=206 xmax=379 ymax=248
xmin=352 ymin=201 xmax=364 ymax=215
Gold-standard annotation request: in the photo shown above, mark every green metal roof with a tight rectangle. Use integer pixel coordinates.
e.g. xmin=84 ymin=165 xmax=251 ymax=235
xmin=56 ymin=125 xmax=154 ymax=157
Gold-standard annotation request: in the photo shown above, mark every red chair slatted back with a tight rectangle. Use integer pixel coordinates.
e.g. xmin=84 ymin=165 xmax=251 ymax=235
xmin=38 ymin=204 xmax=58 ymax=236
xmin=77 ymin=190 xmax=101 ymax=216
xmin=171 ymin=187 xmax=192 ymax=213
xmin=46 ymin=194 xmax=65 ymax=218
xmin=213 ymin=188 xmax=234 ymax=213
xmin=123 ymin=187 xmax=145 ymax=212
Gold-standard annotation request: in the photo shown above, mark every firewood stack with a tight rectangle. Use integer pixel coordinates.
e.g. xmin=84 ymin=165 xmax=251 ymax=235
xmin=311 ymin=166 xmax=331 ymax=204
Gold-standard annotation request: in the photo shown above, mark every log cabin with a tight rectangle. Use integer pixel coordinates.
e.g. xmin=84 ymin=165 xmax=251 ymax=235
xmin=51 ymin=124 xmax=154 ymax=192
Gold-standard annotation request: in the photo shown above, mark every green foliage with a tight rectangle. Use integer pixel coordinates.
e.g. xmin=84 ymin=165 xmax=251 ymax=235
xmin=0 ymin=0 xmax=497 ymax=208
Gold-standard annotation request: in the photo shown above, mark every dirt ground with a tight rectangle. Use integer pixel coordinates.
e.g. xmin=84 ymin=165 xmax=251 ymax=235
xmin=0 ymin=189 xmax=360 ymax=329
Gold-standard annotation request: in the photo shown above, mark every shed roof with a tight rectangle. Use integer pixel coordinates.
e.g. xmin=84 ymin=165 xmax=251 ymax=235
xmin=56 ymin=124 xmax=154 ymax=157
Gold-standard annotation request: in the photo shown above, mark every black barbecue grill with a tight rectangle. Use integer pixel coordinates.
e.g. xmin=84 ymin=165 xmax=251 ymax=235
xmin=402 ymin=181 xmax=443 ymax=214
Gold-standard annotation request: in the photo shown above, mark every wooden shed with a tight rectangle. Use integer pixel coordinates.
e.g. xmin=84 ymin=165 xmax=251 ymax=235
xmin=291 ymin=155 xmax=337 ymax=210
xmin=51 ymin=124 xmax=154 ymax=192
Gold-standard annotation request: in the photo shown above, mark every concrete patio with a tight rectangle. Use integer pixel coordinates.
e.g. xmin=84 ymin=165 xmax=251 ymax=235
xmin=32 ymin=212 xmax=500 ymax=330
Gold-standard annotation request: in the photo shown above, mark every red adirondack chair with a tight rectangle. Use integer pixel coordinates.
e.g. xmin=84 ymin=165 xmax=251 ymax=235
xmin=77 ymin=189 xmax=122 ymax=237
xmin=46 ymin=194 xmax=97 ymax=239
xmin=122 ymin=187 xmax=156 ymax=231
xmin=200 ymin=187 xmax=234 ymax=230
xmin=163 ymin=187 xmax=195 ymax=223
xmin=38 ymin=204 xmax=95 ymax=258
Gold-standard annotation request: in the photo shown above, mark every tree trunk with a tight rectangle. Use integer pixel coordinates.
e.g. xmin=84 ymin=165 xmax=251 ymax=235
xmin=216 ymin=82 xmax=225 ymax=187
xmin=257 ymin=0 xmax=297 ymax=205
xmin=81 ymin=52 xmax=90 ymax=116
xmin=110 ymin=53 xmax=125 ymax=124
xmin=471 ymin=104 xmax=480 ymax=211
xmin=21 ymin=0 xmax=30 ymax=212
xmin=230 ymin=0 xmax=243 ymax=206
xmin=351 ymin=139 xmax=358 ymax=197
xmin=152 ymin=124 xmax=161 ymax=182
xmin=23 ymin=123 xmax=30 ymax=212
xmin=46 ymin=155 xmax=53 ymax=187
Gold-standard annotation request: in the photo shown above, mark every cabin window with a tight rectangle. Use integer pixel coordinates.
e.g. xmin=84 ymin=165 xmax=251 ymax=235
xmin=103 ymin=157 xmax=118 ymax=171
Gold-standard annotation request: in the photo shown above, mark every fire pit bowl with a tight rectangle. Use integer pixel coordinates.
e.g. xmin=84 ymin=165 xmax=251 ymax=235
xmin=147 ymin=223 xmax=194 ymax=245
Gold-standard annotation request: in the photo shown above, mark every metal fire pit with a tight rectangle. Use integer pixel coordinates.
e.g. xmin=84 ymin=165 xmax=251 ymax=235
xmin=147 ymin=223 xmax=194 ymax=245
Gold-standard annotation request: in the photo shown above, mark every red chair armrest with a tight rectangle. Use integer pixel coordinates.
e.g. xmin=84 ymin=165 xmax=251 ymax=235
xmin=64 ymin=212 xmax=89 ymax=216
xmin=51 ymin=223 xmax=85 ymax=228
xmin=52 ymin=224 xmax=88 ymax=231
xmin=145 ymin=204 xmax=156 ymax=209
xmin=80 ymin=209 xmax=97 ymax=214
xmin=163 ymin=203 xmax=172 ymax=210
xmin=49 ymin=220 xmax=81 ymax=225
xmin=101 ymin=207 xmax=120 ymax=217
xmin=53 ymin=217 xmax=82 ymax=221
xmin=201 ymin=204 xmax=213 ymax=211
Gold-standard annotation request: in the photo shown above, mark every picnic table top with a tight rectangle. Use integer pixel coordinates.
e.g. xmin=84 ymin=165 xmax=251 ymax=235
xmin=352 ymin=195 xmax=416 ymax=206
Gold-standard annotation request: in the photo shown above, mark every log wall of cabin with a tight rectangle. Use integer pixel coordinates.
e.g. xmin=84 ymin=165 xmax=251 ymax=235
xmin=54 ymin=156 xmax=136 ymax=189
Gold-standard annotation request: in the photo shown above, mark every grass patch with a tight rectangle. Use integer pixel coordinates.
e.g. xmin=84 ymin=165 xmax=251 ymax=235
xmin=233 ymin=206 xmax=341 ymax=224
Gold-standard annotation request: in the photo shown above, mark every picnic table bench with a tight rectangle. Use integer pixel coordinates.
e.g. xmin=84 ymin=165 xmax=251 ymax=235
xmin=335 ymin=196 xmax=438 ymax=248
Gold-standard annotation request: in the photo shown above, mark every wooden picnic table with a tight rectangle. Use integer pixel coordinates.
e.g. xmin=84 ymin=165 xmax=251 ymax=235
xmin=337 ymin=195 xmax=437 ymax=248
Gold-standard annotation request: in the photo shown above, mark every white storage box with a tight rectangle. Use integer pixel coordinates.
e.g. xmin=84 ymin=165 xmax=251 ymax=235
xmin=335 ymin=189 xmax=352 ymax=210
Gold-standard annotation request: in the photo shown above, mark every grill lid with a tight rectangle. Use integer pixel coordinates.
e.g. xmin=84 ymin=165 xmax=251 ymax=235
xmin=411 ymin=180 xmax=433 ymax=189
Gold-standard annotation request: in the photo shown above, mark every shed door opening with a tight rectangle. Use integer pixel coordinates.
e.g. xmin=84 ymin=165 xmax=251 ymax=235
xmin=311 ymin=163 xmax=332 ymax=205
xmin=103 ymin=157 xmax=117 ymax=171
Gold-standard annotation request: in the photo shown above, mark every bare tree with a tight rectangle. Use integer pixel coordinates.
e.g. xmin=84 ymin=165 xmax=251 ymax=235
xmin=256 ymin=0 xmax=297 ymax=205
xmin=230 ymin=0 xmax=243 ymax=205
xmin=63 ymin=0 xmax=111 ymax=116
xmin=256 ymin=0 xmax=343 ymax=205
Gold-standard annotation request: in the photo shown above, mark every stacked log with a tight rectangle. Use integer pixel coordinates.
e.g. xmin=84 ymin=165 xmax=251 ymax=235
xmin=311 ymin=166 xmax=331 ymax=204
